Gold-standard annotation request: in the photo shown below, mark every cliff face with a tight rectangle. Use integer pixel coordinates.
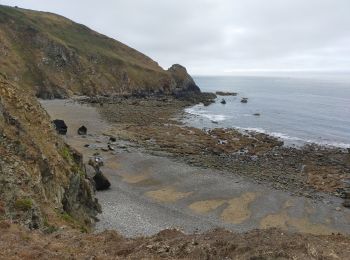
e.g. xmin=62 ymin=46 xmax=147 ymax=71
xmin=0 ymin=5 xmax=199 ymax=99
xmin=0 ymin=74 xmax=100 ymax=230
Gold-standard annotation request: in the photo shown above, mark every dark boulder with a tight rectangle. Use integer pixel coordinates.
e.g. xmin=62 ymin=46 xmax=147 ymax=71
xmin=220 ymin=99 xmax=226 ymax=105
xmin=93 ymin=172 xmax=111 ymax=191
xmin=343 ymin=199 xmax=350 ymax=208
xmin=241 ymin=98 xmax=248 ymax=103
xmin=52 ymin=119 xmax=67 ymax=135
xmin=78 ymin=125 xmax=87 ymax=135
xmin=109 ymin=136 xmax=117 ymax=142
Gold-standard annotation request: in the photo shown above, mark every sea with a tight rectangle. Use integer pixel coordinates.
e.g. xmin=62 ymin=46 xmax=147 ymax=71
xmin=183 ymin=73 xmax=350 ymax=148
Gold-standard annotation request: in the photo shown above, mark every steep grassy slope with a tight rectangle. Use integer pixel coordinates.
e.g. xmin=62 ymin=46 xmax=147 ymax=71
xmin=0 ymin=5 xmax=199 ymax=98
xmin=0 ymin=74 xmax=100 ymax=230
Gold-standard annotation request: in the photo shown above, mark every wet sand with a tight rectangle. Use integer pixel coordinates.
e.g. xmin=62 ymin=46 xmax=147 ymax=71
xmin=40 ymin=99 xmax=350 ymax=237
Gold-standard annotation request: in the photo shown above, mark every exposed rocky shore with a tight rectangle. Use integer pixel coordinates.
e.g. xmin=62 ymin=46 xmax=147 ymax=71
xmin=92 ymin=96 xmax=350 ymax=202
xmin=1 ymin=89 xmax=349 ymax=259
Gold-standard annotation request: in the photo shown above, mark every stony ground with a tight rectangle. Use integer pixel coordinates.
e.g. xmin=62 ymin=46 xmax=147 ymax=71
xmin=96 ymin=96 xmax=350 ymax=201
xmin=1 ymin=222 xmax=350 ymax=259
xmin=41 ymin=99 xmax=350 ymax=239
xmin=4 ymin=96 xmax=344 ymax=259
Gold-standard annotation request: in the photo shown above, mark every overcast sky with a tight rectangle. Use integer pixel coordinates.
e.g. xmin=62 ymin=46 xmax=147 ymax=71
xmin=1 ymin=0 xmax=350 ymax=75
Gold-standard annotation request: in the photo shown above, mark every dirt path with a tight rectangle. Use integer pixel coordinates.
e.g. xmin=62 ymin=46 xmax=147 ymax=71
xmin=40 ymin=99 xmax=350 ymax=237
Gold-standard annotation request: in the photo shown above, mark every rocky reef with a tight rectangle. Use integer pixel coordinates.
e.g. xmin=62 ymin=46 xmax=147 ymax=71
xmin=0 ymin=74 xmax=100 ymax=230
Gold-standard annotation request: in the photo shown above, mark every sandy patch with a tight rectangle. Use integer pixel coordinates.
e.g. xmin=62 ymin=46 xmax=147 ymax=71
xmin=260 ymin=211 xmax=337 ymax=235
xmin=122 ymin=174 xmax=150 ymax=184
xmin=145 ymin=187 xmax=193 ymax=203
xmin=221 ymin=192 xmax=257 ymax=224
xmin=189 ymin=199 xmax=226 ymax=214
xmin=260 ymin=199 xmax=337 ymax=235
xmin=104 ymin=160 xmax=120 ymax=170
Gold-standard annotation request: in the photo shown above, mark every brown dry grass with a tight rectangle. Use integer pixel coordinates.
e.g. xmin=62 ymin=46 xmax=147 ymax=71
xmin=0 ymin=223 xmax=349 ymax=259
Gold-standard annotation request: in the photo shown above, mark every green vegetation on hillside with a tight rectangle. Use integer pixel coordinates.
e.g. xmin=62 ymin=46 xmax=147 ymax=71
xmin=0 ymin=5 xmax=198 ymax=98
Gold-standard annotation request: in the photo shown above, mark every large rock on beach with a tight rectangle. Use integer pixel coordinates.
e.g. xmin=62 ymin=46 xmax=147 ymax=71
xmin=93 ymin=172 xmax=111 ymax=191
xmin=78 ymin=125 xmax=87 ymax=135
xmin=52 ymin=119 xmax=67 ymax=135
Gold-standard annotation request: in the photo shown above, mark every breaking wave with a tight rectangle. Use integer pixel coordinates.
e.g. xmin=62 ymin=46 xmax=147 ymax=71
xmin=185 ymin=108 xmax=350 ymax=148
xmin=185 ymin=107 xmax=230 ymax=122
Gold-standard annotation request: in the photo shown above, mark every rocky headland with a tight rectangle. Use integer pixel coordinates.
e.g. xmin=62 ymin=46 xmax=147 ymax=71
xmin=0 ymin=5 xmax=202 ymax=99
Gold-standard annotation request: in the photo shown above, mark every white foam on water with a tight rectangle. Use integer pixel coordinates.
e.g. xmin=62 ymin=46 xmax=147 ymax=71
xmin=235 ymin=126 xmax=350 ymax=148
xmin=304 ymin=140 xmax=350 ymax=149
xmin=185 ymin=105 xmax=350 ymax=149
xmin=185 ymin=106 xmax=230 ymax=122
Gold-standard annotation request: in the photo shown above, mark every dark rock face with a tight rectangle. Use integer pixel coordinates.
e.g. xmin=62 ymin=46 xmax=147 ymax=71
xmin=52 ymin=119 xmax=67 ymax=135
xmin=78 ymin=126 xmax=87 ymax=135
xmin=0 ymin=76 xmax=100 ymax=229
xmin=88 ymin=157 xmax=111 ymax=191
xmin=168 ymin=64 xmax=200 ymax=95
xmin=62 ymin=148 xmax=101 ymax=222
xmin=62 ymin=174 xmax=101 ymax=224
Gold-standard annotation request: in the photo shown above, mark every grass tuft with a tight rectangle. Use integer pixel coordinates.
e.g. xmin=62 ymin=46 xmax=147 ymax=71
xmin=15 ymin=198 xmax=32 ymax=211
xmin=60 ymin=146 xmax=72 ymax=162
xmin=61 ymin=212 xmax=74 ymax=223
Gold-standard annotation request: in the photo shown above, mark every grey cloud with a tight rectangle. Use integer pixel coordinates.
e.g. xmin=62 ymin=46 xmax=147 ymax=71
xmin=1 ymin=0 xmax=349 ymax=75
